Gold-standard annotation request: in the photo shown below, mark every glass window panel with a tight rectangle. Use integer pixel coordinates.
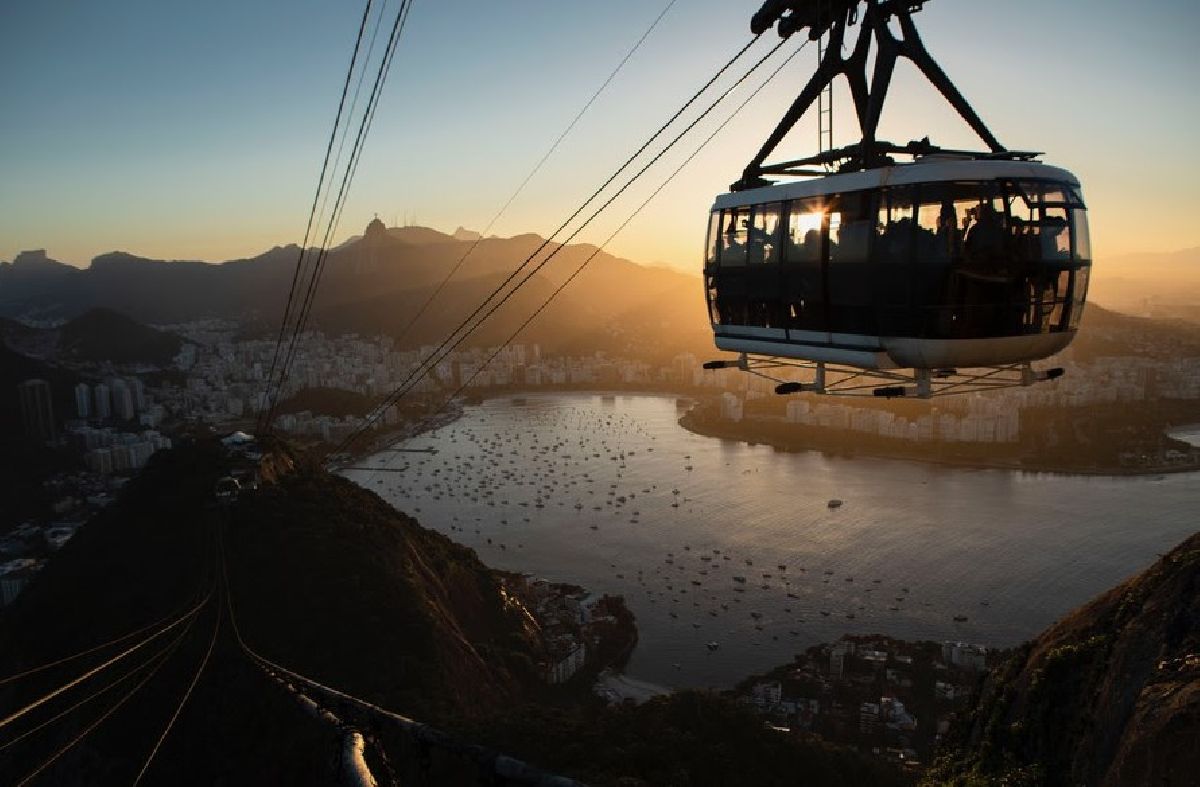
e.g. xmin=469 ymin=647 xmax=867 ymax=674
xmin=706 ymin=275 xmax=720 ymax=324
xmin=748 ymin=203 xmax=783 ymax=265
xmin=1007 ymin=182 xmax=1037 ymax=223
xmin=915 ymin=185 xmax=963 ymax=263
xmin=706 ymin=211 xmax=721 ymax=267
xmin=1072 ymin=208 xmax=1092 ymax=261
xmin=786 ymin=198 xmax=824 ymax=264
xmin=1073 ymin=264 xmax=1091 ymax=304
xmin=876 ymin=187 xmax=915 ymax=264
xmin=1040 ymin=206 xmax=1070 ymax=260
xmin=1068 ymin=266 xmax=1090 ymax=329
xmin=1039 ymin=185 xmax=1067 ymax=205
xmin=830 ymin=192 xmax=872 ymax=264
xmin=720 ymin=207 xmax=749 ymax=267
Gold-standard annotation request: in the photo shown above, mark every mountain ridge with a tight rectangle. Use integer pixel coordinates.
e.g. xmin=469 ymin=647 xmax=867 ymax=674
xmin=924 ymin=531 xmax=1200 ymax=786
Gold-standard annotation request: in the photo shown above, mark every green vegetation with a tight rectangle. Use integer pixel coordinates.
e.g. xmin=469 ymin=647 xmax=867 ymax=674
xmin=58 ymin=307 xmax=181 ymax=365
xmin=460 ymin=691 xmax=910 ymax=787
xmin=272 ymin=385 xmax=376 ymax=418
xmin=923 ymin=535 xmax=1200 ymax=787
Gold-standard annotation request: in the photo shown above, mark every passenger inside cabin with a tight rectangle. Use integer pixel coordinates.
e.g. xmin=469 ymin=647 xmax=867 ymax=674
xmin=935 ymin=203 xmax=960 ymax=259
xmin=722 ymin=218 xmax=747 ymax=263
xmin=1039 ymin=215 xmax=1070 ymax=260
xmin=964 ymin=204 xmax=1005 ymax=265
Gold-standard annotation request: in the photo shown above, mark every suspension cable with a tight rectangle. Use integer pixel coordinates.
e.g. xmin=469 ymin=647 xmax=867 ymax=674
xmin=393 ymin=41 xmax=810 ymax=446
xmin=391 ymin=0 xmax=679 ymax=348
xmin=328 ymin=33 xmax=770 ymax=458
xmin=131 ymin=587 xmax=222 ymax=785
xmin=11 ymin=612 xmax=198 ymax=787
xmin=332 ymin=34 xmax=786 ymax=459
xmin=0 ymin=592 xmax=209 ymax=733
xmin=0 ymin=620 xmax=187 ymax=755
xmin=257 ymin=0 xmax=377 ymax=431
xmin=0 ymin=597 xmax=192 ymax=688
xmin=264 ymin=0 xmax=415 ymax=430
xmin=311 ymin=0 xmax=392 ymax=256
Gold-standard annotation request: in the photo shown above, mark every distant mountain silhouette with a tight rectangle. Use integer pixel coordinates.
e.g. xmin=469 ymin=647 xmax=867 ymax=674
xmin=0 ymin=222 xmax=711 ymax=360
xmin=0 ymin=250 xmax=78 ymax=318
xmin=1088 ymin=247 xmax=1200 ymax=317
xmin=1070 ymin=302 xmax=1200 ymax=362
xmin=58 ymin=307 xmax=183 ymax=366
xmin=9 ymin=226 xmax=1196 ymax=366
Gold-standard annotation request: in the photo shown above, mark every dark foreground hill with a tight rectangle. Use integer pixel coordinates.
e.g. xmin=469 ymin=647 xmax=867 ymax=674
xmin=924 ymin=531 xmax=1200 ymax=787
xmin=58 ymin=307 xmax=183 ymax=366
xmin=0 ymin=442 xmax=907 ymax=785
xmin=0 ymin=344 xmax=83 ymax=531
xmin=0 ymin=441 xmax=542 ymax=784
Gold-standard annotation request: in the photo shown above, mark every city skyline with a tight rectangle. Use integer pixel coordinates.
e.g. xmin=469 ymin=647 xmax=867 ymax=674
xmin=3 ymin=0 xmax=1198 ymax=271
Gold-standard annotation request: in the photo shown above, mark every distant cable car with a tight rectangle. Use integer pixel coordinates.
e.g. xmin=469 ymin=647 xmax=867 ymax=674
xmin=704 ymin=0 xmax=1090 ymax=397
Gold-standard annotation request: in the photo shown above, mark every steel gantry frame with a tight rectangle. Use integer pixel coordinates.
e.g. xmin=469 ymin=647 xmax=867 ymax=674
xmin=733 ymin=0 xmax=1029 ymax=190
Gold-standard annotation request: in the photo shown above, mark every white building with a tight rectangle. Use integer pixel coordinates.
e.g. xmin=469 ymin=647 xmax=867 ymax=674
xmin=720 ymin=392 xmax=744 ymax=422
xmin=942 ymin=641 xmax=988 ymax=672
xmin=547 ymin=642 xmax=586 ymax=684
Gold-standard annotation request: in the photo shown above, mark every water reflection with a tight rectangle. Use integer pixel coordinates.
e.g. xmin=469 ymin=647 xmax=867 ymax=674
xmin=345 ymin=394 xmax=1198 ymax=689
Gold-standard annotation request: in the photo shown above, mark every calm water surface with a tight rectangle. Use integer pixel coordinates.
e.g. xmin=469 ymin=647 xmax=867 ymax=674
xmin=344 ymin=394 xmax=1198 ymax=689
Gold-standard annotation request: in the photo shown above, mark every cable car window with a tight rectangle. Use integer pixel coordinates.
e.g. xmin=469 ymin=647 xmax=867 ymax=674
xmin=706 ymin=211 xmax=721 ymax=268
xmin=915 ymin=187 xmax=960 ymax=262
xmin=786 ymin=198 xmax=824 ymax=264
xmin=1068 ymin=265 xmax=1090 ymax=329
xmin=721 ymin=207 xmax=750 ymax=267
xmin=829 ymin=192 xmax=871 ymax=265
xmin=706 ymin=273 xmax=722 ymax=324
xmin=1039 ymin=206 xmax=1071 ymax=260
xmin=877 ymin=187 xmax=915 ymax=264
xmin=1038 ymin=185 xmax=1068 ymax=205
xmin=1071 ymin=208 xmax=1091 ymax=261
xmin=828 ymin=191 xmax=874 ymax=334
xmin=748 ymin=203 xmax=783 ymax=265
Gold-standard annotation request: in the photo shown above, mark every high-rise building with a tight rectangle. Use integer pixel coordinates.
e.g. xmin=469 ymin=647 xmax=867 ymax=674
xmin=18 ymin=379 xmax=56 ymax=442
xmin=111 ymin=380 xmax=135 ymax=421
xmin=74 ymin=382 xmax=91 ymax=419
xmin=94 ymin=383 xmax=112 ymax=419
xmin=129 ymin=378 xmax=147 ymax=411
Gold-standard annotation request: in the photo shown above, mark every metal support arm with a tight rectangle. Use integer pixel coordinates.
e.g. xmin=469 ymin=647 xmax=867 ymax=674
xmin=733 ymin=0 xmax=1007 ymax=190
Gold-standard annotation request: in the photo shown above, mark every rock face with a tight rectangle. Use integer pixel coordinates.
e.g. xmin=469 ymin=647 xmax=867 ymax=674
xmin=925 ymin=532 xmax=1200 ymax=786
xmin=226 ymin=467 xmax=546 ymax=723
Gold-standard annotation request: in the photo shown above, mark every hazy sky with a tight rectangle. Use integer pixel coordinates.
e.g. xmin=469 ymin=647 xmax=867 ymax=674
xmin=2 ymin=0 xmax=1197 ymax=272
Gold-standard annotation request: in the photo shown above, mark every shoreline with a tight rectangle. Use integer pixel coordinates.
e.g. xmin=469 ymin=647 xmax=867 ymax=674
xmin=357 ymin=386 xmax=1200 ymax=480
xmin=676 ymin=403 xmax=1200 ymax=479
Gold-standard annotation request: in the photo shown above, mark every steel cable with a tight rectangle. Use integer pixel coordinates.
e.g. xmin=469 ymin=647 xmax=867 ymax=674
xmin=328 ymin=33 xmax=771 ymax=458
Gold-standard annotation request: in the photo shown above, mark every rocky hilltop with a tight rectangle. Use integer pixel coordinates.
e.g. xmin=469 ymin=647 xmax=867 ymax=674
xmin=925 ymin=532 xmax=1200 ymax=786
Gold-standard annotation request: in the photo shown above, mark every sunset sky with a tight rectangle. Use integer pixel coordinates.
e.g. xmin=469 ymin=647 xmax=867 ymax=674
xmin=2 ymin=0 xmax=1197 ymax=273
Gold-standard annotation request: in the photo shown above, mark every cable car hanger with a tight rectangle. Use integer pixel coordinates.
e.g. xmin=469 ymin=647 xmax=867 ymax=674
xmin=735 ymin=0 xmax=1032 ymax=189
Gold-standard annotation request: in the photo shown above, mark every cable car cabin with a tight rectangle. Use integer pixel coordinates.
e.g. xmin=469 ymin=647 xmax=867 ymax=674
xmin=704 ymin=158 xmax=1091 ymax=371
